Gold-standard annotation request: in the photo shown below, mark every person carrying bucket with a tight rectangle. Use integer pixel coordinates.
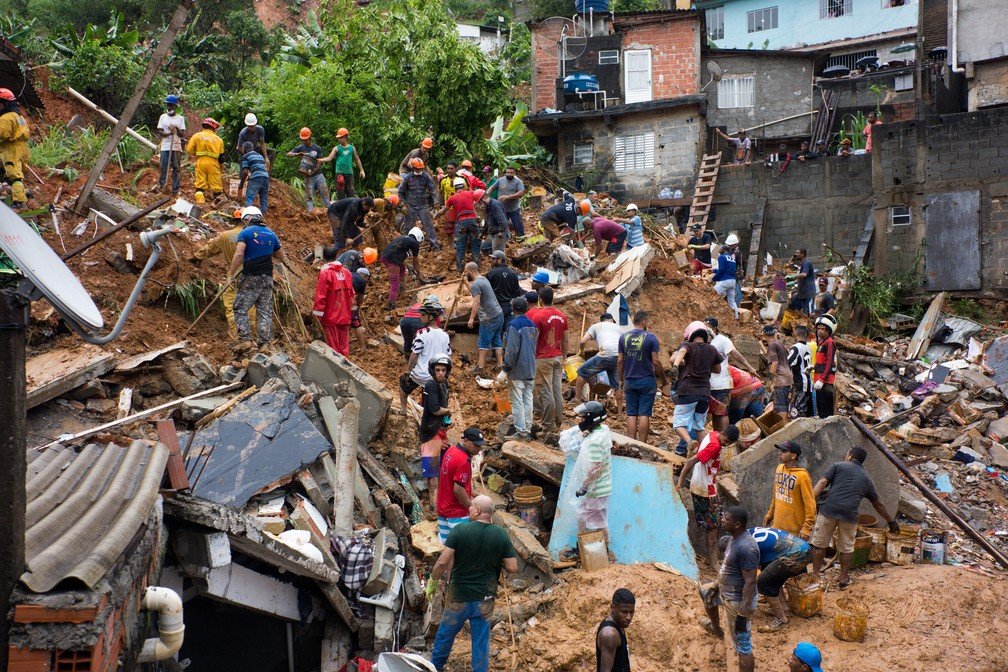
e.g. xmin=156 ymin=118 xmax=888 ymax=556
xmin=572 ymin=401 xmax=613 ymax=549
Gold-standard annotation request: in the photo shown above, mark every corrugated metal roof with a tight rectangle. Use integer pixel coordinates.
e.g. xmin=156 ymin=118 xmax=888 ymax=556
xmin=22 ymin=441 xmax=169 ymax=593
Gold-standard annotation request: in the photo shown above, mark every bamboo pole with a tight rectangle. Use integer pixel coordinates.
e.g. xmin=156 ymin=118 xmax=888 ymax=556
xmin=65 ymin=87 xmax=157 ymax=150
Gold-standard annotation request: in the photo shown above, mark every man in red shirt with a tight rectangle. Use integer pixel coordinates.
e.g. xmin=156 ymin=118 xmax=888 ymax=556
xmin=528 ymin=286 xmax=569 ymax=434
xmin=676 ymin=425 xmax=740 ymax=569
xmin=312 ymin=247 xmax=356 ymax=356
xmin=437 ymin=426 xmax=485 ymax=543
xmin=435 ymin=185 xmax=483 ymax=272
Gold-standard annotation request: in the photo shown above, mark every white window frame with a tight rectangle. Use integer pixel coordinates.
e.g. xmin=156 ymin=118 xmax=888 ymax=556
xmin=572 ymin=141 xmax=594 ymax=166
xmin=717 ymin=75 xmax=755 ymax=109
xmin=599 ymin=50 xmax=619 ymax=65
xmin=706 ymin=6 xmax=724 ymax=40
xmin=820 ymin=0 xmax=853 ymax=18
xmin=891 ymin=206 xmax=911 ymax=226
xmin=747 ymin=6 xmax=777 ymax=33
xmin=894 ymin=72 xmax=913 ymax=91
xmin=613 ymin=132 xmax=655 ymax=172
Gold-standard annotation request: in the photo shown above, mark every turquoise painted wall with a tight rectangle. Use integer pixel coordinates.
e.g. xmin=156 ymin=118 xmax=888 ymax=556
xmin=705 ymin=0 xmax=917 ymax=50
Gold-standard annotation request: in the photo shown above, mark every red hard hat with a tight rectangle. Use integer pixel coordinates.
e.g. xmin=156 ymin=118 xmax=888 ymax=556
xmin=473 ymin=189 xmax=486 ymax=201
xmin=421 ymin=137 xmax=433 ymax=149
xmin=387 ymin=194 xmax=400 ymax=207
xmin=299 ymin=127 xmax=311 ymax=140
xmin=0 ymin=88 xmax=15 ymax=101
xmin=202 ymin=117 xmax=220 ymax=130
xmin=410 ymin=157 xmax=425 ymax=169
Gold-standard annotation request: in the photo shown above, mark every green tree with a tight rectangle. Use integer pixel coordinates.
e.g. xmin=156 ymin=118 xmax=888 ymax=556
xmin=501 ymin=23 xmax=531 ymax=85
xmin=255 ymin=0 xmax=509 ymax=190
xmin=611 ymin=0 xmax=661 ymax=11
xmin=219 ymin=9 xmax=272 ymax=78
xmin=528 ymin=0 xmax=572 ymax=20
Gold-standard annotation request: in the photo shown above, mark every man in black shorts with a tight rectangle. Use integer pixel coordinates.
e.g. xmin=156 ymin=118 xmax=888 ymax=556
xmin=749 ymin=526 xmax=813 ymax=632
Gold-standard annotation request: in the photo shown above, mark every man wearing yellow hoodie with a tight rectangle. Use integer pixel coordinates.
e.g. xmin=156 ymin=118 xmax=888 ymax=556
xmin=763 ymin=441 xmax=816 ymax=539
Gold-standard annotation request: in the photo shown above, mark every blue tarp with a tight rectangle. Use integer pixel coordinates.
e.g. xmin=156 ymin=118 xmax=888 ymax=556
xmin=548 ymin=455 xmax=699 ymax=580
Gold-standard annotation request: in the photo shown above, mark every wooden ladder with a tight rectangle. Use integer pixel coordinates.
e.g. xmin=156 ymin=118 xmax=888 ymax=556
xmin=688 ymin=151 xmax=723 ymax=229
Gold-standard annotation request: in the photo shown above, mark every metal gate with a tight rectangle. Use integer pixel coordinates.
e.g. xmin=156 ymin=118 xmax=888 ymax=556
xmin=924 ymin=191 xmax=981 ymax=291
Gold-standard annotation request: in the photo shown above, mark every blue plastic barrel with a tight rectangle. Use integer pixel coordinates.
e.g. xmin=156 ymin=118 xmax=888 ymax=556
xmin=575 ymin=0 xmax=610 ymax=12
xmin=563 ymin=73 xmax=599 ymax=93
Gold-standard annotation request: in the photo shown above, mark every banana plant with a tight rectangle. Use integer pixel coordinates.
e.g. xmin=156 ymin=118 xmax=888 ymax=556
xmin=51 ymin=11 xmax=142 ymax=59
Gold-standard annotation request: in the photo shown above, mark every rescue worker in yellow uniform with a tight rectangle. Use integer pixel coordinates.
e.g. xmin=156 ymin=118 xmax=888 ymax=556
xmin=0 ymin=88 xmax=31 ymax=209
xmin=192 ymin=209 xmax=255 ymax=337
xmin=185 ymin=117 xmax=224 ymax=200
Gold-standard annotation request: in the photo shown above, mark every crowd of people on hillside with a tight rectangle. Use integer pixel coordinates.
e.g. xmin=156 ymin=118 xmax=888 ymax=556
xmin=171 ymin=97 xmax=865 ymax=672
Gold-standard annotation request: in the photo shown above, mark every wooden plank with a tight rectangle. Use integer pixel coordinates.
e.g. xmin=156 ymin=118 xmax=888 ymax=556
xmin=907 ymin=291 xmax=946 ymax=360
xmin=746 ymin=197 xmax=767 ymax=281
xmin=611 ymin=431 xmax=686 ymax=466
xmin=26 ymin=345 xmax=116 ymax=409
xmin=501 ymin=440 xmax=565 ymax=486
xmin=853 ymin=209 xmax=875 ymax=268
xmin=115 ymin=340 xmax=187 ymax=371
xmin=357 ymin=444 xmax=409 ymax=505
xmin=156 ymin=419 xmax=190 ymax=491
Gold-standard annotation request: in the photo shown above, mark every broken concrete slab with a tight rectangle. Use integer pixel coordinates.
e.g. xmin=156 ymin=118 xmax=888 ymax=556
xmin=898 ymin=486 xmax=929 ymax=522
xmin=548 ymin=455 xmax=698 ymax=580
xmin=86 ymin=187 xmax=142 ymax=224
xmin=988 ymin=442 xmax=1008 ymax=469
xmin=728 ymin=416 xmax=899 ymax=524
xmin=187 ymin=388 xmax=334 ymax=507
xmin=301 ymin=340 xmax=391 ymax=442
xmin=409 ymin=520 xmax=441 ymax=560
xmin=247 ymin=351 xmax=291 ymax=389
xmin=501 ymin=440 xmax=565 ymax=486
xmin=951 ymin=367 xmax=997 ymax=392
xmin=26 ymin=345 xmax=116 ymax=409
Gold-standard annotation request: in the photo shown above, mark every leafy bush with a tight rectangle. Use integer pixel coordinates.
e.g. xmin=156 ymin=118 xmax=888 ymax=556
xmin=52 ymin=38 xmax=168 ymax=126
xmin=30 ymin=122 xmax=152 ymax=171
xmin=501 ymin=23 xmax=531 ymax=85
xmin=528 ymin=0 xmax=572 ymax=20
xmin=611 ymin=0 xmax=661 ymax=11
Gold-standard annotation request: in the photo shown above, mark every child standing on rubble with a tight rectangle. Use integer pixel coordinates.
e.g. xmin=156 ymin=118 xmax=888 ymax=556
xmin=420 ymin=355 xmax=452 ymax=515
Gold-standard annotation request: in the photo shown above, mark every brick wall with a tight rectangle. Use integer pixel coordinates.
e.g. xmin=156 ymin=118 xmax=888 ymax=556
xmin=711 ymin=107 xmax=1008 ymax=294
xmin=620 ymin=18 xmax=699 ymax=99
xmin=530 ymin=13 xmax=699 ymax=113
xmin=873 ymin=106 xmax=1008 ymax=292
xmin=712 ymin=156 xmax=873 ymax=269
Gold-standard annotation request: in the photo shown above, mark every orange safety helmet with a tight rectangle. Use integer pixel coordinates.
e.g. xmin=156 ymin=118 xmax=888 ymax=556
xmin=460 ymin=159 xmax=474 ymax=170
xmin=336 ymin=127 xmax=349 ymax=138
xmin=299 ymin=127 xmax=312 ymax=140
xmin=421 ymin=137 xmax=433 ymax=149
xmin=387 ymin=194 xmax=400 ymax=207
xmin=579 ymin=199 xmax=592 ymax=215
xmin=202 ymin=117 xmax=220 ymax=130
xmin=0 ymin=88 xmax=15 ymax=101
xmin=363 ymin=247 xmax=378 ymax=264
xmin=233 ymin=208 xmax=243 ymax=219
xmin=410 ymin=157 xmax=425 ymax=169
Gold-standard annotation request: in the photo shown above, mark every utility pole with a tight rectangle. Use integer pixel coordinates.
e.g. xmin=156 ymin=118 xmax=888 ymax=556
xmin=0 ymin=288 xmax=28 ymax=672
xmin=72 ymin=0 xmax=194 ymax=215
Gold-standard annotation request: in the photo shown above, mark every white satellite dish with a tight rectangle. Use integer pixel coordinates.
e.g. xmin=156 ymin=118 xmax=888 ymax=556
xmin=0 ymin=202 xmax=104 ymax=331
xmin=702 ymin=61 xmax=724 ymax=92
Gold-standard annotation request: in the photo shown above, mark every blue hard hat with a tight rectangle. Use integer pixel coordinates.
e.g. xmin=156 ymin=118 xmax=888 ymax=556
xmin=531 ymin=270 xmax=550 ymax=284
xmin=792 ymin=642 xmax=823 ymax=672
xmin=165 ymin=94 xmax=179 ymax=105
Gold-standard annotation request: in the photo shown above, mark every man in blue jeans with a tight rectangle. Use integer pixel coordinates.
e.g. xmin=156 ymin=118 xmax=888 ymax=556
xmin=238 ymin=141 xmax=270 ymax=214
xmin=617 ymin=311 xmax=670 ymax=443
xmin=428 ymin=494 xmax=518 ymax=672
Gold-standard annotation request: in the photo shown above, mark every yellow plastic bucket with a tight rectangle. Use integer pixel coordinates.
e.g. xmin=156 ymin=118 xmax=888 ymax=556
xmin=784 ymin=574 xmax=823 ymax=618
xmin=513 ymin=485 xmax=543 ymax=530
xmin=564 ymin=355 xmax=585 ymax=382
xmin=833 ymin=597 xmax=870 ymax=642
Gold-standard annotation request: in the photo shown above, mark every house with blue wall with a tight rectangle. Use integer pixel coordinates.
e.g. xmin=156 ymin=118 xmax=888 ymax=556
xmin=698 ymin=0 xmax=917 ymax=68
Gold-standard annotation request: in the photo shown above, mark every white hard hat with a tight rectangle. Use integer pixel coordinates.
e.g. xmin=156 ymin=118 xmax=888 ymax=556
xmin=408 ymin=226 xmax=424 ymax=243
xmin=626 ymin=203 xmax=638 ymax=212
xmin=725 ymin=233 xmax=739 ymax=246
xmin=244 ymin=113 xmax=258 ymax=126
xmin=241 ymin=206 xmax=262 ymax=220
xmin=452 ymin=177 xmax=467 ymax=189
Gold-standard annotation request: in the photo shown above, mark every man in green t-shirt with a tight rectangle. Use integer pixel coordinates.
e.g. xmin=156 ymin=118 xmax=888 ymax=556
xmin=333 ymin=127 xmax=365 ymax=199
xmin=428 ymin=494 xmax=518 ymax=672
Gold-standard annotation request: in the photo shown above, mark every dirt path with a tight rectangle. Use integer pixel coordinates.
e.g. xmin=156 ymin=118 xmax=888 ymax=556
xmin=440 ymin=563 xmax=1008 ymax=672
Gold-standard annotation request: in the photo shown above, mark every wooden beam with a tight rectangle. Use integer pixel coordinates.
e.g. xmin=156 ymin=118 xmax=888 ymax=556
xmin=907 ymin=291 xmax=946 ymax=360
xmin=156 ymin=419 xmax=190 ymax=491
xmin=72 ymin=0 xmax=194 ymax=214
xmin=745 ymin=197 xmax=767 ymax=281
xmin=26 ymin=345 xmax=116 ymax=409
